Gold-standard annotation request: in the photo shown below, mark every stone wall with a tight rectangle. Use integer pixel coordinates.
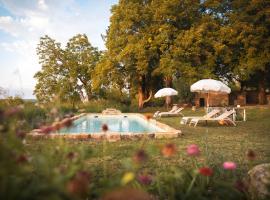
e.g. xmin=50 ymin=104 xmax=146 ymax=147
xmin=194 ymin=93 xmax=229 ymax=107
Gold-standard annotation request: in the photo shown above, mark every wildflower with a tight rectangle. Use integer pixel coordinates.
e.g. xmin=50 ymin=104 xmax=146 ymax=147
xmin=199 ymin=167 xmax=214 ymax=176
xmin=52 ymin=122 xmax=62 ymax=131
xmin=67 ymin=170 xmax=90 ymax=197
xmin=162 ymin=143 xmax=177 ymax=157
xmin=223 ymin=161 xmax=237 ymax=170
xmin=121 ymin=172 xmax=135 ymax=185
xmin=246 ymin=149 xmax=256 ymax=161
xmin=40 ymin=125 xmax=53 ymax=134
xmin=137 ymin=174 xmax=153 ymax=185
xmin=62 ymin=118 xmax=73 ymax=127
xmin=145 ymin=114 xmax=152 ymax=121
xmin=133 ymin=149 xmax=148 ymax=164
xmin=102 ymin=124 xmax=109 ymax=132
xmin=187 ymin=144 xmax=200 ymax=156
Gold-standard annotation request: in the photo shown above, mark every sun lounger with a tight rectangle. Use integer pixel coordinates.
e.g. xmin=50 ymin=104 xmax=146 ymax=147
xmin=180 ymin=109 xmax=220 ymax=125
xmin=189 ymin=110 xmax=236 ymax=127
xmin=155 ymin=107 xmax=184 ymax=118
xmin=153 ymin=106 xmax=179 ymax=118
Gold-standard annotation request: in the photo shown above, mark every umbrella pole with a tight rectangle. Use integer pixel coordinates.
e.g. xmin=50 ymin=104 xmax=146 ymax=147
xmin=207 ymin=92 xmax=209 ymax=108
xmin=166 ymin=96 xmax=169 ymax=110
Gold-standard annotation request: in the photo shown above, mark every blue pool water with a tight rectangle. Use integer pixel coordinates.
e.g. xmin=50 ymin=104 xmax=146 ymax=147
xmin=59 ymin=115 xmax=163 ymax=134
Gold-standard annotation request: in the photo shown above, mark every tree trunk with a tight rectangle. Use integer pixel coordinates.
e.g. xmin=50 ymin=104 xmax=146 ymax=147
xmin=258 ymin=77 xmax=266 ymax=105
xmin=164 ymin=76 xmax=173 ymax=87
xmin=138 ymin=86 xmax=144 ymax=109
xmin=138 ymin=76 xmax=152 ymax=109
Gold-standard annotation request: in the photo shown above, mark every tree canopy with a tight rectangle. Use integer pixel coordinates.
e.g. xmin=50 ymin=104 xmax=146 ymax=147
xmin=34 ymin=34 xmax=101 ymax=104
xmin=34 ymin=0 xmax=270 ymax=107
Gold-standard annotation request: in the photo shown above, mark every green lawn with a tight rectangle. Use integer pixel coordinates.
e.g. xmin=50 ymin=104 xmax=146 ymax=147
xmin=5 ymin=106 xmax=270 ymax=199
xmin=27 ymin=106 xmax=270 ymax=176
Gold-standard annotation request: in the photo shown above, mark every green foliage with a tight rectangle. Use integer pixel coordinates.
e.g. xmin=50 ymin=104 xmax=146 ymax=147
xmin=33 ymin=0 xmax=270 ymax=107
xmin=78 ymin=99 xmax=130 ymax=113
xmin=173 ymin=77 xmax=194 ymax=104
xmin=34 ymin=34 xmax=101 ymax=104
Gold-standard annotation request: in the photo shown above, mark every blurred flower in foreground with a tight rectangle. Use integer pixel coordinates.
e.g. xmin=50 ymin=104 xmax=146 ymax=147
xmin=133 ymin=149 xmax=148 ymax=164
xmin=52 ymin=122 xmax=62 ymax=131
xmin=187 ymin=144 xmax=200 ymax=156
xmin=137 ymin=174 xmax=153 ymax=185
xmin=40 ymin=125 xmax=54 ymax=134
xmin=102 ymin=124 xmax=109 ymax=132
xmin=101 ymin=187 xmax=152 ymax=200
xmin=162 ymin=143 xmax=177 ymax=157
xmin=145 ymin=114 xmax=152 ymax=121
xmin=62 ymin=118 xmax=73 ymax=127
xmin=223 ymin=161 xmax=237 ymax=170
xmin=67 ymin=170 xmax=91 ymax=197
xmin=246 ymin=149 xmax=256 ymax=161
xmin=121 ymin=172 xmax=135 ymax=185
xmin=199 ymin=167 xmax=213 ymax=176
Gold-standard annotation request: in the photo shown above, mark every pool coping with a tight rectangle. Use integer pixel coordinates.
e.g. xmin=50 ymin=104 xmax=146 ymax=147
xmin=29 ymin=113 xmax=182 ymax=141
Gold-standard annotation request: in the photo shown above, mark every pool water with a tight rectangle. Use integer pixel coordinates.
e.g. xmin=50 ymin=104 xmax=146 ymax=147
xmin=59 ymin=115 xmax=163 ymax=134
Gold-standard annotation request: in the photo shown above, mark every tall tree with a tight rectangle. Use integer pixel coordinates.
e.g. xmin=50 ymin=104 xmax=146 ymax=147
xmin=34 ymin=35 xmax=100 ymax=104
xmin=102 ymin=0 xmax=202 ymax=108
xmin=34 ymin=35 xmax=68 ymax=103
xmin=65 ymin=34 xmax=101 ymax=101
xmin=104 ymin=0 xmax=158 ymax=109
xmin=221 ymin=0 xmax=270 ymax=104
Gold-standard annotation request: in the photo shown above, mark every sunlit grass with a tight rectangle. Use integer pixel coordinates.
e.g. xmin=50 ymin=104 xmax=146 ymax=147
xmin=26 ymin=106 xmax=270 ymax=178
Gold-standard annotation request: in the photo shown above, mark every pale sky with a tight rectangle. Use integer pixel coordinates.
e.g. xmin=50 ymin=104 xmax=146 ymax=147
xmin=0 ymin=0 xmax=118 ymax=98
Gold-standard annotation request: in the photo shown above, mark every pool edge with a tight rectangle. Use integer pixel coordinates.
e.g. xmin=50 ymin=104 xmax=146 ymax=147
xmin=28 ymin=113 xmax=182 ymax=141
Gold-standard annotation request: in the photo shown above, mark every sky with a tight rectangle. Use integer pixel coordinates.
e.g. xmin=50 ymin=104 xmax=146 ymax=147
xmin=0 ymin=0 xmax=118 ymax=99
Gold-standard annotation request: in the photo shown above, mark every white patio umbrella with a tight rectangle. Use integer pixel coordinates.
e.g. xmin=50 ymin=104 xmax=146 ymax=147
xmin=154 ymin=88 xmax=178 ymax=109
xmin=190 ymin=79 xmax=231 ymax=107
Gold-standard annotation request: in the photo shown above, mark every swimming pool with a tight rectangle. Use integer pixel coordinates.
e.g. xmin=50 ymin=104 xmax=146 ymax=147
xmin=59 ymin=115 xmax=164 ymax=134
xmin=30 ymin=113 xmax=181 ymax=140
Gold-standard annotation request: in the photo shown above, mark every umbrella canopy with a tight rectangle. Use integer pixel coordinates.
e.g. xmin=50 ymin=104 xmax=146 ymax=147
xmin=190 ymin=79 xmax=231 ymax=107
xmin=154 ymin=88 xmax=178 ymax=98
xmin=191 ymin=79 xmax=231 ymax=94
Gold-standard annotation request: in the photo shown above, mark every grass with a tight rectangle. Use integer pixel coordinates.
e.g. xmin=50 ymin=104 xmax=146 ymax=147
xmin=26 ymin=106 xmax=270 ymax=177
xmin=3 ymin=105 xmax=269 ymax=199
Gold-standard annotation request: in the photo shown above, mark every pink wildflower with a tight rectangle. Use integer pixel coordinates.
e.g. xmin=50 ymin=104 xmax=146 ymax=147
xmin=223 ymin=161 xmax=237 ymax=170
xmin=137 ymin=174 xmax=153 ymax=185
xmin=187 ymin=144 xmax=200 ymax=156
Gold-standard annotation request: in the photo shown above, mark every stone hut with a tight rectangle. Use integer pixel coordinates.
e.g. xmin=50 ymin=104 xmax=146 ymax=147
xmin=193 ymin=93 xmax=229 ymax=107
xmin=194 ymin=90 xmax=270 ymax=107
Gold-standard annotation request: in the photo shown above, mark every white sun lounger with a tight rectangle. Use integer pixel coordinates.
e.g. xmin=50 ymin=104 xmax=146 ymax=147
xmin=180 ymin=109 xmax=220 ymax=125
xmin=189 ymin=110 xmax=236 ymax=127
xmin=153 ymin=106 xmax=178 ymax=118
xmin=155 ymin=107 xmax=184 ymax=118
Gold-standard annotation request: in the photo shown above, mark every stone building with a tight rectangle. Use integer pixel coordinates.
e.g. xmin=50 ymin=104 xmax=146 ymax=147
xmin=193 ymin=93 xmax=229 ymax=107
xmin=194 ymin=90 xmax=270 ymax=107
